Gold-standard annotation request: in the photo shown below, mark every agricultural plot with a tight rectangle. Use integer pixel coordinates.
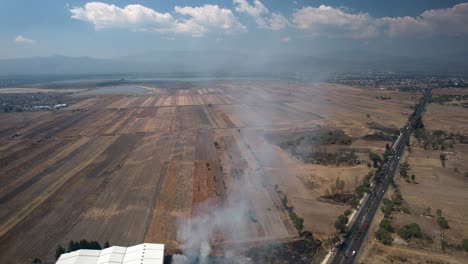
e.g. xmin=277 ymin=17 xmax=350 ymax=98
xmin=0 ymin=81 xmax=419 ymax=263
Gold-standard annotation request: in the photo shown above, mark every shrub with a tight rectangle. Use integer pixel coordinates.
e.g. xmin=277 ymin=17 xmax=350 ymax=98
xmin=441 ymin=240 xmax=448 ymax=251
xmin=381 ymin=198 xmax=394 ymax=217
xmin=335 ymin=214 xmax=348 ymax=233
xmin=289 ymin=211 xmax=304 ymax=233
xmin=344 ymin=209 xmax=352 ymax=216
xmin=462 ymin=238 xmax=468 ymax=252
xmin=369 ymin=151 xmax=382 ymax=168
xmin=398 ymin=223 xmax=422 ymax=240
xmin=67 ymin=240 xmax=102 ymax=252
xmin=376 ymin=228 xmax=392 ymax=245
xmin=379 ymin=218 xmax=394 ymax=233
xmin=437 ymin=217 xmax=450 ymax=229
xmin=55 ymin=245 xmax=65 ymax=260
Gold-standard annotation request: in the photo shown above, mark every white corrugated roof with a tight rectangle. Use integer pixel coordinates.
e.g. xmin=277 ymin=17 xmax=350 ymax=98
xmin=56 ymin=243 xmax=164 ymax=264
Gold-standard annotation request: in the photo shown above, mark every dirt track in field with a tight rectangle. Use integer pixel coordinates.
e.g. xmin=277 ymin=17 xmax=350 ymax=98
xmin=0 ymin=81 xmax=418 ymax=263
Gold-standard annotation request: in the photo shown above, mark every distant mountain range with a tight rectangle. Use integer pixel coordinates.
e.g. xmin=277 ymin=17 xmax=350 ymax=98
xmin=0 ymin=51 xmax=467 ymax=77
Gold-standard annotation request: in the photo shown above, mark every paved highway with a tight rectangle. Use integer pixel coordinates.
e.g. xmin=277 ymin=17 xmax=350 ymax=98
xmin=329 ymin=88 xmax=432 ymax=264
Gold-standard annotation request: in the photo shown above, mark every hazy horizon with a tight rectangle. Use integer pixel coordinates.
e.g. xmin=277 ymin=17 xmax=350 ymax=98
xmin=1 ymin=1 xmax=468 ymax=75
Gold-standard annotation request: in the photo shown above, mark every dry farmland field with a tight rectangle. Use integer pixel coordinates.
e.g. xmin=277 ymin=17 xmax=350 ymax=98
xmin=0 ymin=81 xmax=420 ymax=263
xmin=359 ymin=89 xmax=468 ymax=264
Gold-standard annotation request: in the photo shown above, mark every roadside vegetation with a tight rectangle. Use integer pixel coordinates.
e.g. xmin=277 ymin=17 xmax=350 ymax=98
xmin=334 ymin=214 xmax=349 ymax=233
xmin=275 ymin=186 xmax=304 ymax=235
xmin=428 ymin=94 xmax=468 ymax=105
xmin=375 ymin=218 xmax=393 ymax=245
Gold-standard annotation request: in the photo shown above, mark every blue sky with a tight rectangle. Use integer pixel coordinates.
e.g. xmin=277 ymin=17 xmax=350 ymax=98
xmin=1 ymin=0 xmax=468 ymax=59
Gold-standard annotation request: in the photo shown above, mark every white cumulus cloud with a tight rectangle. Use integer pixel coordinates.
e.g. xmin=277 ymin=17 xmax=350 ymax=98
xmin=15 ymin=35 xmax=35 ymax=44
xmin=292 ymin=3 xmax=468 ymax=38
xmin=69 ymin=2 xmax=245 ymax=36
xmin=382 ymin=3 xmax=468 ymax=37
xmin=233 ymin=0 xmax=288 ymax=30
xmin=70 ymin=2 xmax=175 ymax=31
xmin=292 ymin=5 xmax=378 ymax=38
xmin=174 ymin=5 xmax=246 ymax=36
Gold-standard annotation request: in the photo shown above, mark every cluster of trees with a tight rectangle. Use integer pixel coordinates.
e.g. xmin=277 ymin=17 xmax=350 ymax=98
xmin=381 ymin=189 xmax=406 ymax=218
xmin=415 ymin=127 xmax=467 ymax=151
xmin=376 ymin=218 xmax=393 ymax=245
xmin=397 ymin=223 xmax=422 ymax=241
xmin=399 ymin=161 xmax=409 ymax=179
xmin=304 ymin=149 xmax=359 ymax=166
xmin=55 ymin=240 xmax=110 ymax=260
xmin=429 ymin=94 xmax=468 ymax=104
xmin=275 ymin=186 xmax=304 ymax=235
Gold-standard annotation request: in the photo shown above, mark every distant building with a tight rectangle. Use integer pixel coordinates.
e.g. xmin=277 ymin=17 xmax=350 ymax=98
xmin=55 ymin=243 xmax=164 ymax=264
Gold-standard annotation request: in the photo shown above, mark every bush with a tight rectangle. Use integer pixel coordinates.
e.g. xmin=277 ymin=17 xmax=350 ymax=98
xmin=344 ymin=209 xmax=352 ymax=216
xmin=398 ymin=223 xmax=422 ymax=240
xmin=441 ymin=240 xmax=448 ymax=251
xmin=381 ymin=198 xmax=394 ymax=217
xmin=55 ymin=245 xmax=65 ymax=260
xmin=349 ymin=197 xmax=360 ymax=208
xmin=392 ymin=193 xmax=403 ymax=206
xmin=379 ymin=218 xmax=394 ymax=233
xmin=369 ymin=151 xmax=382 ymax=168
xmin=437 ymin=217 xmax=450 ymax=229
xmin=335 ymin=214 xmax=349 ymax=233
xmin=67 ymin=240 xmax=102 ymax=252
xmin=289 ymin=211 xmax=304 ymax=233
xmin=462 ymin=238 xmax=468 ymax=252
xmin=376 ymin=228 xmax=392 ymax=245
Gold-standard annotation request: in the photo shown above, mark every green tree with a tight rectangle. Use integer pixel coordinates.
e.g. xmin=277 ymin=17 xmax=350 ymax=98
xmin=379 ymin=218 xmax=394 ymax=233
xmin=440 ymin=153 xmax=447 ymax=167
xmin=335 ymin=214 xmax=349 ymax=233
xmin=437 ymin=217 xmax=450 ymax=229
xmin=381 ymin=198 xmax=394 ymax=217
xmin=31 ymin=258 xmax=42 ymax=263
xmin=55 ymin=245 xmax=66 ymax=260
xmin=376 ymin=228 xmax=392 ymax=245
xmin=104 ymin=241 xmax=110 ymax=249
xmin=398 ymin=223 xmax=422 ymax=240
xmin=410 ymin=174 xmax=415 ymax=182
xmin=369 ymin=151 xmax=382 ymax=168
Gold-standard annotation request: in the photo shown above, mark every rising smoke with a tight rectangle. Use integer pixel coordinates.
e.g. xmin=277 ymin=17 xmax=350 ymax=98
xmin=173 ymin=82 xmax=288 ymax=264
